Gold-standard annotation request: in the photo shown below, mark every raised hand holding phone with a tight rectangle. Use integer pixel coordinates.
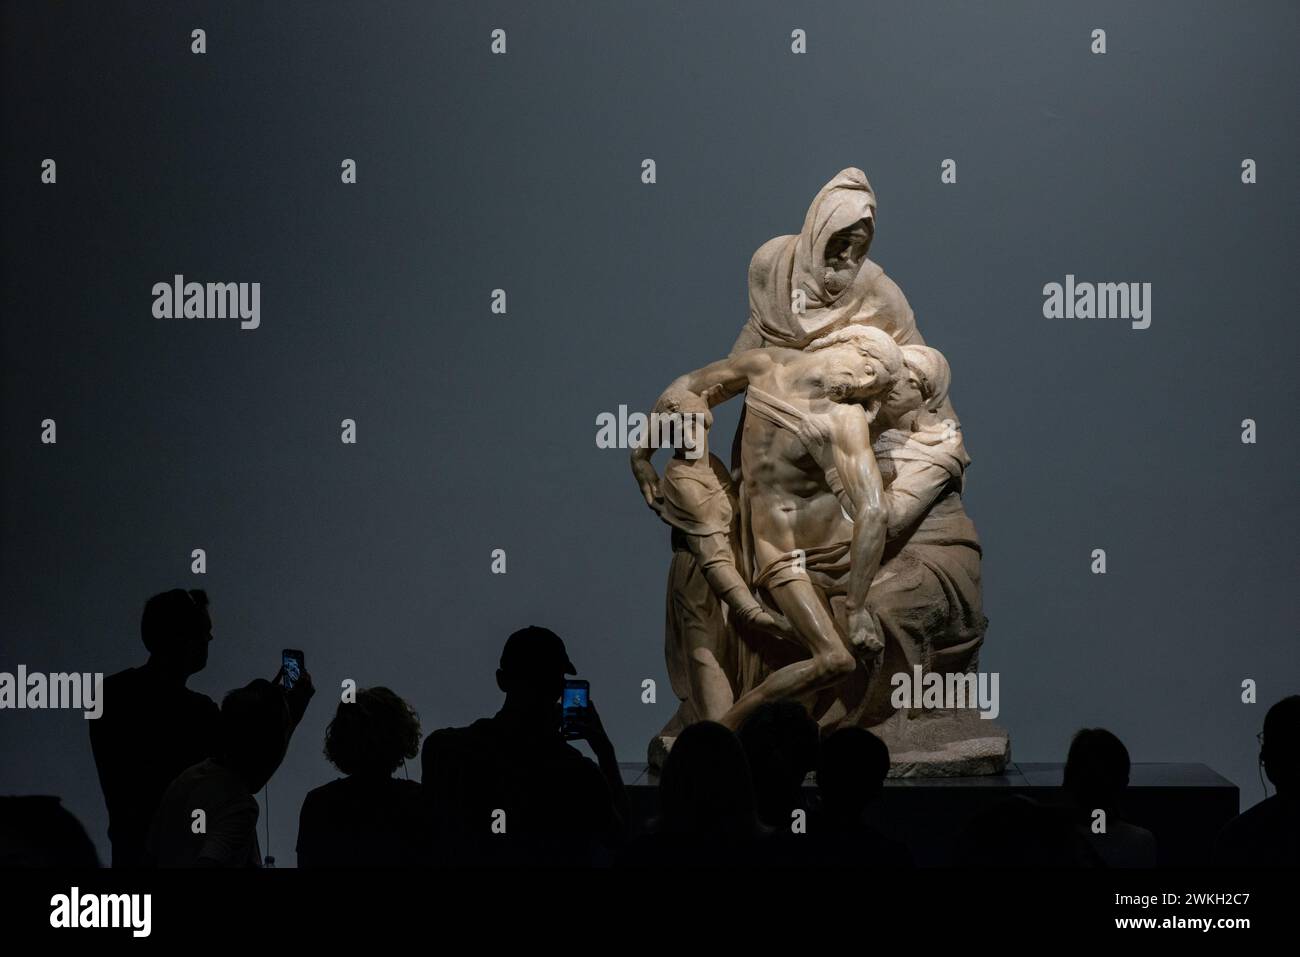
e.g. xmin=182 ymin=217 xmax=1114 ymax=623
xmin=560 ymin=679 xmax=590 ymax=740
xmin=280 ymin=649 xmax=305 ymax=691
xmin=273 ymin=649 xmax=314 ymax=726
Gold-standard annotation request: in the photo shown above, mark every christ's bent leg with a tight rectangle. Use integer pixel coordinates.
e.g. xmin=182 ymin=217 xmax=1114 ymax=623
xmin=718 ymin=579 xmax=854 ymax=731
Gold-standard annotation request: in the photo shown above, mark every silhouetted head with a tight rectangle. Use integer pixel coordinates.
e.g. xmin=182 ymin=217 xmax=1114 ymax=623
xmin=817 ymin=727 xmax=891 ymax=819
xmin=1063 ymin=728 xmax=1131 ymax=813
xmin=216 ymin=679 xmax=291 ymax=793
xmin=1261 ymin=695 xmax=1300 ymax=793
xmin=141 ymin=588 xmax=211 ymax=678
xmin=324 ymin=687 xmax=421 ymax=777
xmin=738 ymin=700 xmax=819 ymax=826
xmin=658 ymin=721 xmax=761 ymax=840
xmin=0 ymin=796 xmax=100 ymax=868
xmin=495 ymin=625 xmax=576 ymax=716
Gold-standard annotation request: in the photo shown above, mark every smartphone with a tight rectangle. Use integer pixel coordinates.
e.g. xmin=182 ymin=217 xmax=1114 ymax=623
xmin=281 ymin=649 xmax=305 ymax=691
xmin=560 ymin=679 xmax=589 ymax=739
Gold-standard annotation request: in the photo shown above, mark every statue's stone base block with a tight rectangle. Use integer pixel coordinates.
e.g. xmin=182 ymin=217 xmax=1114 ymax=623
xmin=869 ymin=708 xmax=1010 ymax=778
xmin=649 ymin=708 xmax=1010 ymax=777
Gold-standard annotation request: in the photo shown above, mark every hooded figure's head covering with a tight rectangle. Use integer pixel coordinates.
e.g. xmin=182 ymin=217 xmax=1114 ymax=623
xmin=746 ymin=168 xmax=919 ymax=350
xmin=900 ymin=344 xmax=952 ymax=413
xmin=792 ymin=168 xmax=877 ymax=309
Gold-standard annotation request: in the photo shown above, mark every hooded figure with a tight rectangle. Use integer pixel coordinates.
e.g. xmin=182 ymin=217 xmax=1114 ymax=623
xmin=899 ymin=344 xmax=951 ymax=413
xmin=736 ymin=168 xmax=923 ymax=352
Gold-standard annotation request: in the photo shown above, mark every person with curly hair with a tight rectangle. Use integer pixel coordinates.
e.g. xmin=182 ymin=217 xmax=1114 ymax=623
xmin=296 ymin=687 xmax=423 ymax=867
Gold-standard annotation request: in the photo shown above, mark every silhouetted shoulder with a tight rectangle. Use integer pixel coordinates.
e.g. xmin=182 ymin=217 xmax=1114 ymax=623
xmin=389 ymin=777 xmax=421 ymax=797
xmin=298 ymin=775 xmax=424 ymax=868
xmin=100 ymin=666 xmax=217 ymax=717
xmin=102 ymin=666 xmax=137 ymax=691
xmin=1214 ymin=795 xmax=1300 ymax=868
xmin=101 ymin=665 xmax=147 ymax=697
xmin=97 ymin=667 xmax=143 ymax=717
xmin=424 ymin=720 xmax=491 ymax=751
xmin=0 ymin=796 xmax=100 ymax=868
xmin=303 ymin=775 xmax=418 ymax=804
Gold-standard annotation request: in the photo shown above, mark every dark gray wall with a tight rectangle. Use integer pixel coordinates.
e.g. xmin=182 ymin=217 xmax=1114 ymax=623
xmin=2 ymin=0 xmax=1296 ymax=865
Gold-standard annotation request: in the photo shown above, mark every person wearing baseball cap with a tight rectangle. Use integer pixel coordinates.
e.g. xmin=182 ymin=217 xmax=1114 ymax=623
xmin=421 ymin=626 xmax=628 ymax=866
xmin=497 ymin=625 xmax=577 ymax=684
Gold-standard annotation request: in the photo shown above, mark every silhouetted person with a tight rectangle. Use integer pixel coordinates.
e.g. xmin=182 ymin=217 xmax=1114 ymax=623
xmin=618 ymin=721 xmax=767 ymax=867
xmin=797 ymin=727 xmax=913 ymax=868
xmin=1063 ymin=728 xmax=1157 ymax=867
xmin=421 ymin=626 xmax=627 ymax=867
xmin=148 ymin=675 xmax=313 ymax=867
xmin=297 ymin=687 xmax=423 ymax=868
xmin=955 ymin=795 xmax=1100 ymax=867
xmin=738 ymin=700 xmax=819 ymax=831
xmin=1214 ymin=695 xmax=1300 ymax=867
xmin=89 ymin=588 xmax=218 ymax=868
xmin=0 ymin=796 xmax=100 ymax=868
